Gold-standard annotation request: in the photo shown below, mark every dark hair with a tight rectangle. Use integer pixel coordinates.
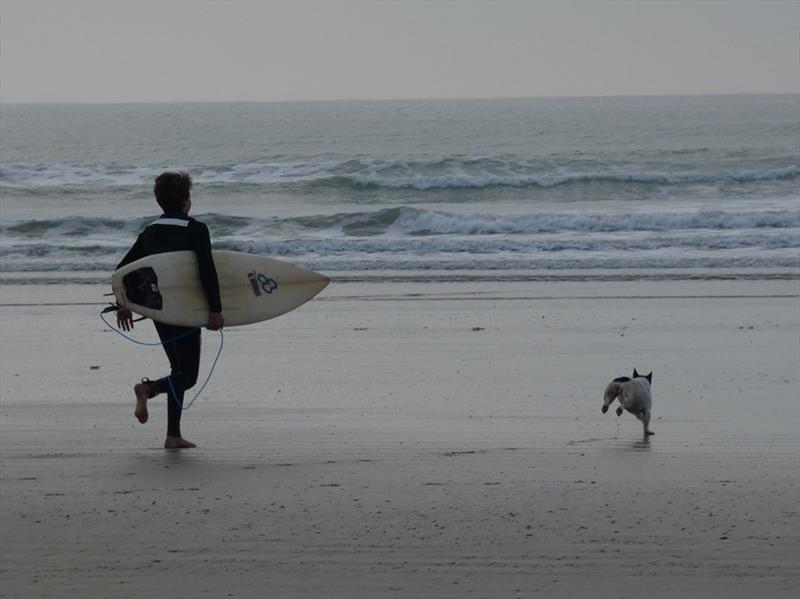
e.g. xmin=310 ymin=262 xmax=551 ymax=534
xmin=153 ymin=171 xmax=192 ymax=213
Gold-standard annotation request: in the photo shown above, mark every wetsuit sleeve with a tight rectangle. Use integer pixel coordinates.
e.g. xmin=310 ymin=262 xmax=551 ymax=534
xmin=116 ymin=235 xmax=145 ymax=269
xmin=189 ymin=221 xmax=223 ymax=313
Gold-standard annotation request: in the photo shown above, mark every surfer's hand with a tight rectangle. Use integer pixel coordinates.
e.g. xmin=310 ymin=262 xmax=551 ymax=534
xmin=207 ymin=312 xmax=224 ymax=331
xmin=117 ymin=308 xmax=134 ymax=331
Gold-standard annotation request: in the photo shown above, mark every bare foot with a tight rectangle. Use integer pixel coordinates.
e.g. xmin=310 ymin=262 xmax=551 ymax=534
xmin=133 ymin=381 xmax=150 ymax=423
xmin=164 ymin=437 xmax=196 ymax=449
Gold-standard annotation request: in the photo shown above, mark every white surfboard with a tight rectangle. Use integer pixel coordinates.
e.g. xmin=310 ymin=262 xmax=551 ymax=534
xmin=112 ymin=250 xmax=329 ymax=327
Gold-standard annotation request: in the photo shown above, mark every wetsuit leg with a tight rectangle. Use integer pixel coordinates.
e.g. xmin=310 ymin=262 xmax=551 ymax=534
xmin=149 ymin=322 xmax=201 ymax=438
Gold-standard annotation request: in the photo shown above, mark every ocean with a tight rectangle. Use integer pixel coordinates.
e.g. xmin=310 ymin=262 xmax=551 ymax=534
xmin=1 ymin=95 xmax=798 ymax=283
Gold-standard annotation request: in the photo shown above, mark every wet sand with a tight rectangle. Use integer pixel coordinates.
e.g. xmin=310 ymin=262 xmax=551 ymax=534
xmin=1 ymin=279 xmax=798 ymax=598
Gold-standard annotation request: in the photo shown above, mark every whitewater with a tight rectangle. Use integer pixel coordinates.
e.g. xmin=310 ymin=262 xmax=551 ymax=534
xmin=1 ymin=95 xmax=798 ymax=282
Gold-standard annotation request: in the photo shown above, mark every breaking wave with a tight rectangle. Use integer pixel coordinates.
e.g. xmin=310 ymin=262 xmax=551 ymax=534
xmin=1 ymin=206 xmax=798 ymax=276
xmin=2 ymin=206 xmax=798 ymax=240
xmin=2 ymin=159 xmax=798 ymax=191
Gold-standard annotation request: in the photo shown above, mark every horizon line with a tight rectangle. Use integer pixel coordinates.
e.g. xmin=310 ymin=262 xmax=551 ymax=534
xmin=2 ymin=91 xmax=798 ymax=106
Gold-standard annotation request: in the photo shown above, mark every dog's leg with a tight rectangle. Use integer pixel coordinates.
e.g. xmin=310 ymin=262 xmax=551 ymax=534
xmin=642 ymin=410 xmax=654 ymax=435
xmin=602 ymin=384 xmax=620 ymax=414
xmin=602 ymin=396 xmax=619 ymax=414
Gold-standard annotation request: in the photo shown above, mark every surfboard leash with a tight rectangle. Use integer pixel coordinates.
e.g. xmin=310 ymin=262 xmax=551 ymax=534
xmin=99 ymin=305 xmax=224 ymax=411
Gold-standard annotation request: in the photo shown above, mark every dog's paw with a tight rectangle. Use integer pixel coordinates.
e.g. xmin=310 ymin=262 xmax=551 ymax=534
xmin=601 ymin=405 xmax=608 ymax=414
xmin=616 ymin=407 xmax=623 ymax=417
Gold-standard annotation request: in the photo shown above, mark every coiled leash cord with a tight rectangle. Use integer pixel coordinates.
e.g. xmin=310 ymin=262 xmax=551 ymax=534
xmin=100 ymin=305 xmax=224 ymax=410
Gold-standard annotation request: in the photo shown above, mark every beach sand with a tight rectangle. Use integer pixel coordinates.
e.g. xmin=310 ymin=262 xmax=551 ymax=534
xmin=1 ymin=278 xmax=798 ymax=598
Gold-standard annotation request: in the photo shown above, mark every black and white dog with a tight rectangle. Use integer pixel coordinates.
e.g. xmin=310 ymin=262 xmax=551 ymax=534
xmin=602 ymin=369 xmax=654 ymax=435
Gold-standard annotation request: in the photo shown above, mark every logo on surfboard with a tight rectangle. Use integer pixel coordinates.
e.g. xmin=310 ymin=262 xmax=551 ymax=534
xmin=248 ymin=271 xmax=278 ymax=297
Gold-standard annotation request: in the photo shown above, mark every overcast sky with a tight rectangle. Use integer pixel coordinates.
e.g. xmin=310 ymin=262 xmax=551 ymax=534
xmin=1 ymin=0 xmax=798 ymax=103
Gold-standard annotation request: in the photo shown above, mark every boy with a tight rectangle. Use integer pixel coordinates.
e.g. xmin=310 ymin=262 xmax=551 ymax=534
xmin=116 ymin=171 xmax=224 ymax=449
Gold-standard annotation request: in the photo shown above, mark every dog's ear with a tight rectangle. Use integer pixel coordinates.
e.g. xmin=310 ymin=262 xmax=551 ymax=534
xmin=633 ymin=368 xmax=640 ymax=378
xmin=646 ymin=372 xmax=652 ymax=384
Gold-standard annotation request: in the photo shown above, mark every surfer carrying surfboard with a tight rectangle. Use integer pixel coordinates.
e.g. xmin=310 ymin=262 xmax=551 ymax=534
xmin=116 ymin=171 xmax=224 ymax=449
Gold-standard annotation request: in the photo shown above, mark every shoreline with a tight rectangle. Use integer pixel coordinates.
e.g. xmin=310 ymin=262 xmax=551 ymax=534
xmin=2 ymin=266 xmax=799 ymax=287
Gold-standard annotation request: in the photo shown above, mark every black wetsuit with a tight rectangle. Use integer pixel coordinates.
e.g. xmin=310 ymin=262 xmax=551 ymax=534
xmin=117 ymin=213 xmax=222 ymax=438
